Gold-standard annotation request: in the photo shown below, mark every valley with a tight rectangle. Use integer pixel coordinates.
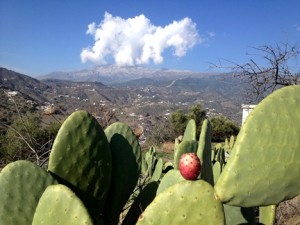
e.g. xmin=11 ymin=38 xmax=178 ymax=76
xmin=0 ymin=66 xmax=247 ymax=143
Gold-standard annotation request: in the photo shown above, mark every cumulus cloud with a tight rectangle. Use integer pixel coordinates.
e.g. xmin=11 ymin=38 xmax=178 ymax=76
xmin=81 ymin=12 xmax=200 ymax=66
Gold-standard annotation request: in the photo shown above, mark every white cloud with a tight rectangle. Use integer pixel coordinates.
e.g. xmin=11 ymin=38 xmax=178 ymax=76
xmin=293 ymin=23 xmax=300 ymax=32
xmin=81 ymin=12 xmax=201 ymax=66
xmin=207 ymin=32 xmax=216 ymax=37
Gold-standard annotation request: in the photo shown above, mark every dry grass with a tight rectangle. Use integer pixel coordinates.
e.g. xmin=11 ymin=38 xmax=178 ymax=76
xmin=159 ymin=142 xmax=174 ymax=154
xmin=155 ymin=142 xmax=174 ymax=162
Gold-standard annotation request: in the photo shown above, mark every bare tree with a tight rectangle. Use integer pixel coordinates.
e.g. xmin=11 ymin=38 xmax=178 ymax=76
xmin=212 ymin=41 xmax=300 ymax=102
xmin=86 ymin=104 xmax=118 ymax=128
xmin=0 ymin=91 xmax=61 ymax=168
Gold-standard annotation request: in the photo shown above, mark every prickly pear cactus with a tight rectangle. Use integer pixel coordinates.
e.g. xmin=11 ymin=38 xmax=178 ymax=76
xmin=229 ymin=135 xmax=235 ymax=150
xmin=259 ymin=205 xmax=276 ymax=225
xmin=223 ymin=205 xmax=256 ymax=225
xmin=197 ymin=119 xmax=214 ymax=185
xmin=32 ymin=184 xmax=95 ymax=225
xmin=213 ymin=161 xmax=221 ymax=184
xmin=152 ymin=158 xmax=163 ymax=181
xmin=156 ymin=169 xmax=185 ymax=195
xmin=182 ymin=119 xmax=197 ymax=142
xmin=143 ymin=146 xmax=159 ymax=178
xmin=215 ymin=85 xmax=300 ymax=207
xmin=48 ymin=111 xmax=111 ymax=211
xmin=104 ymin=122 xmax=142 ymax=225
xmin=212 ymin=143 xmax=222 ymax=163
xmin=0 ymin=160 xmax=58 ymax=225
xmin=136 ymin=180 xmax=225 ymax=225
xmin=173 ymin=140 xmax=198 ymax=169
xmin=121 ymin=181 xmax=159 ymax=225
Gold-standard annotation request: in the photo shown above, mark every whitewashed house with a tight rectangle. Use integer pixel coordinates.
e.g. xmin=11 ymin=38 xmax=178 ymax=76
xmin=241 ymin=104 xmax=257 ymax=125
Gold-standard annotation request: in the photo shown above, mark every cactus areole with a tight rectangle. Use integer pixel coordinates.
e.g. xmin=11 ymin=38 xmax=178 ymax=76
xmin=179 ymin=153 xmax=201 ymax=180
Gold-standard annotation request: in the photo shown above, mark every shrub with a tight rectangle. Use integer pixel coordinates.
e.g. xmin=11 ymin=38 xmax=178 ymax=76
xmin=210 ymin=116 xmax=240 ymax=142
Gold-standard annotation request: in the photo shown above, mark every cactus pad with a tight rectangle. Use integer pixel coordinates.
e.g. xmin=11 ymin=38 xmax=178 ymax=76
xmin=48 ymin=111 xmax=111 ymax=210
xmin=121 ymin=182 xmax=158 ymax=225
xmin=156 ymin=169 xmax=185 ymax=195
xmin=259 ymin=205 xmax=276 ymax=225
xmin=32 ymin=184 xmax=94 ymax=225
xmin=197 ymin=119 xmax=214 ymax=185
xmin=213 ymin=161 xmax=221 ymax=184
xmin=0 ymin=160 xmax=58 ymax=225
xmin=223 ymin=205 xmax=256 ymax=225
xmin=215 ymin=85 xmax=300 ymax=206
xmin=152 ymin=158 xmax=163 ymax=181
xmin=104 ymin=122 xmax=142 ymax=224
xmin=137 ymin=180 xmax=225 ymax=225
xmin=182 ymin=119 xmax=197 ymax=142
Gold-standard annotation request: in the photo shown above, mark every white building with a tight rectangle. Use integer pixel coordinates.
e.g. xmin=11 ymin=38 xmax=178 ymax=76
xmin=241 ymin=104 xmax=257 ymax=125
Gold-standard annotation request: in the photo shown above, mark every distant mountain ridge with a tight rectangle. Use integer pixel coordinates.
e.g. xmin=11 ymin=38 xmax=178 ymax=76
xmin=0 ymin=66 xmax=246 ymax=125
xmin=39 ymin=65 xmax=223 ymax=84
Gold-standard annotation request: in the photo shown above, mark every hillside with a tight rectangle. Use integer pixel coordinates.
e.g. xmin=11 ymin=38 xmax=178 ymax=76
xmin=0 ymin=68 xmax=52 ymax=131
xmin=0 ymin=67 xmax=246 ymax=140
xmin=0 ymin=68 xmax=50 ymax=103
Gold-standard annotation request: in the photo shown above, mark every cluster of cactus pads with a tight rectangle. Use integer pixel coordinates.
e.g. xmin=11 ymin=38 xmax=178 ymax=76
xmin=0 ymin=85 xmax=299 ymax=225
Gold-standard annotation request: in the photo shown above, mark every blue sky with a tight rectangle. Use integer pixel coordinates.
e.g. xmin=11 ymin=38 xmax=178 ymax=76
xmin=0 ymin=0 xmax=300 ymax=76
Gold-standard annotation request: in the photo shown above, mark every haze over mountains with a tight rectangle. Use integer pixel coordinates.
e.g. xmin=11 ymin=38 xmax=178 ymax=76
xmin=1 ymin=66 xmax=246 ymax=133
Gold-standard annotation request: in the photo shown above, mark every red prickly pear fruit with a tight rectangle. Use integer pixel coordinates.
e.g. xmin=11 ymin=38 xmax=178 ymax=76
xmin=179 ymin=153 xmax=201 ymax=180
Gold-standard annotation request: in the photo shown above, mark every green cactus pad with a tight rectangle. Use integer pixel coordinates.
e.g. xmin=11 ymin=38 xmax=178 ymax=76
xmin=142 ymin=147 xmax=155 ymax=175
xmin=182 ymin=119 xmax=197 ymax=142
xmin=152 ymin=158 xmax=163 ymax=181
xmin=229 ymin=135 xmax=235 ymax=150
xmin=213 ymin=161 xmax=221 ymax=184
xmin=223 ymin=205 xmax=256 ymax=225
xmin=259 ymin=205 xmax=276 ymax=225
xmin=0 ymin=160 xmax=58 ymax=225
xmin=213 ymin=143 xmax=223 ymax=162
xmin=145 ymin=150 xmax=154 ymax=176
xmin=48 ymin=111 xmax=111 ymax=211
xmin=197 ymin=119 xmax=214 ymax=185
xmin=156 ymin=169 xmax=185 ymax=195
xmin=121 ymin=182 xmax=158 ymax=225
xmin=215 ymin=85 xmax=300 ymax=207
xmin=173 ymin=140 xmax=198 ymax=169
xmin=163 ymin=161 xmax=174 ymax=173
xmin=32 ymin=184 xmax=95 ymax=225
xmin=104 ymin=122 xmax=142 ymax=224
xmin=137 ymin=180 xmax=225 ymax=225
xmin=224 ymin=138 xmax=229 ymax=151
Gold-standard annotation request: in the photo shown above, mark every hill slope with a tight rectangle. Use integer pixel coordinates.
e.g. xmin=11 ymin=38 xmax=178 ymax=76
xmin=1 ymin=67 xmax=245 ymax=129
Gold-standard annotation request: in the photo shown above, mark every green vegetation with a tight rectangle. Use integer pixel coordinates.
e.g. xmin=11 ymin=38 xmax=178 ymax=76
xmin=168 ymin=104 xmax=206 ymax=137
xmin=0 ymin=112 xmax=60 ymax=167
xmin=210 ymin=115 xmax=240 ymax=142
xmin=0 ymin=85 xmax=299 ymax=224
xmin=151 ymin=103 xmax=239 ymax=145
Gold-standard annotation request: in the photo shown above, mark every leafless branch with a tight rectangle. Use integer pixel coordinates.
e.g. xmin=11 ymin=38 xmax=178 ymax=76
xmin=212 ymin=41 xmax=300 ymax=102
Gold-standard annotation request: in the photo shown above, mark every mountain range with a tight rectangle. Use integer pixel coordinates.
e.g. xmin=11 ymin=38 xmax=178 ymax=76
xmin=0 ymin=66 xmax=247 ymax=132
xmin=39 ymin=65 xmax=222 ymax=84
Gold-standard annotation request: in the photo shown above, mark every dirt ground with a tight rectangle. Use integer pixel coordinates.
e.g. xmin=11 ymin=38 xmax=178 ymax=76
xmin=275 ymin=195 xmax=300 ymax=225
